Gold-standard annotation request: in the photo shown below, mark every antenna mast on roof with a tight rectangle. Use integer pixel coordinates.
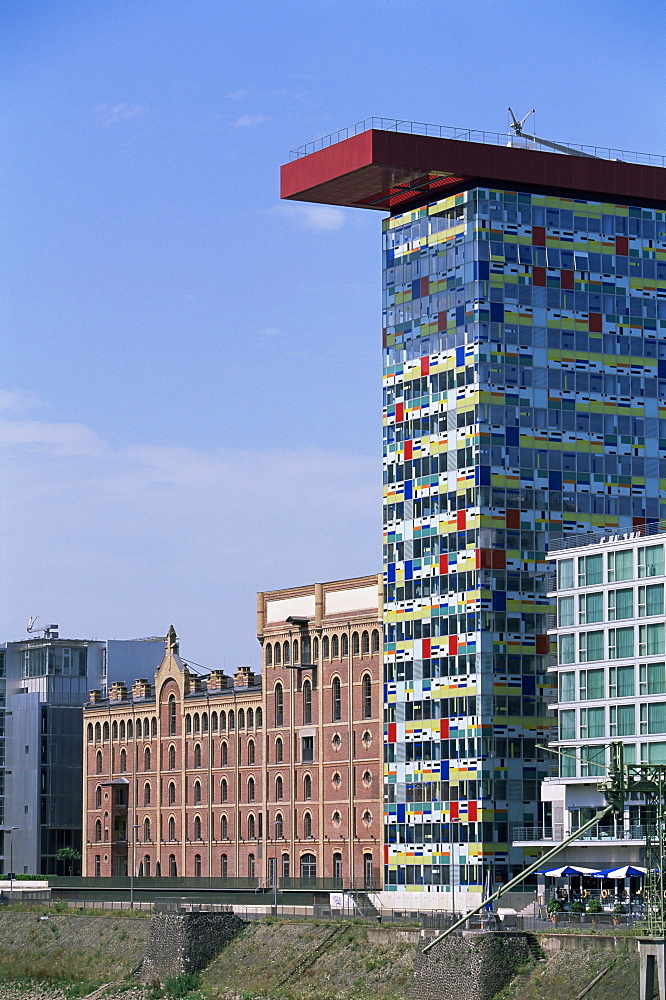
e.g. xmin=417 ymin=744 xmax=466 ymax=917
xmin=508 ymin=107 xmax=599 ymax=158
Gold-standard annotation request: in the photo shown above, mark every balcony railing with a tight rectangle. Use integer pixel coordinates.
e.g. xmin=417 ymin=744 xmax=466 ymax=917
xmin=513 ymin=825 xmax=647 ymax=843
xmin=549 ymin=521 xmax=666 ymax=553
xmin=288 ymin=117 xmax=666 ymax=167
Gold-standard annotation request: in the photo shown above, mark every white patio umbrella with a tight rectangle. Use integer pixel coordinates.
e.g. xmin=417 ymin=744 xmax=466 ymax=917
xmin=537 ymin=865 xmax=600 ymax=877
xmin=593 ymin=865 xmax=647 ymax=879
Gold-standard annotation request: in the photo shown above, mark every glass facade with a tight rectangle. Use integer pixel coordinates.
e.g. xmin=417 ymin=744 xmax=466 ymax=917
xmin=382 ymin=186 xmax=666 ymax=891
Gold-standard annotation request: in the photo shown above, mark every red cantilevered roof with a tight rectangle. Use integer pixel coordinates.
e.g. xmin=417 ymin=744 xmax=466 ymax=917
xmin=280 ymin=129 xmax=666 ymax=212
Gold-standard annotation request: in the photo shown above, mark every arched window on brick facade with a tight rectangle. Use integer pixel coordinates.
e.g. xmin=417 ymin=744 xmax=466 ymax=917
xmin=275 ymin=684 xmax=284 ymax=726
xmin=303 ymin=681 xmax=312 ymax=725
xmin=332 ymin=677 xmax=341 ymax=722
xmin=363 ymin=674 xmax=372 ymax=719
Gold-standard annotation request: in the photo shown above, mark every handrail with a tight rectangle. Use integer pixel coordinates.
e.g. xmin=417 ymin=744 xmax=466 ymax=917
xmin=288 ymin=117 xmax=666 ymax=168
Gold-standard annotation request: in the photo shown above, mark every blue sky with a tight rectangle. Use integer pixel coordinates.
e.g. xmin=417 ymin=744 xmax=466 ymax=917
xmin=2 ymin=0 xmax=665 ymax=669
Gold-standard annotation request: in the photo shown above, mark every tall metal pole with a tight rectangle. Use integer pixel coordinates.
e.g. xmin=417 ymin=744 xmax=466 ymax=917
xmin=130 ymin=824 xmax=140 ymax=909
xmin=6 ymin=827 xmax=18 ymax=904
xmin=273 ymin=819 xmax=278 ymax=916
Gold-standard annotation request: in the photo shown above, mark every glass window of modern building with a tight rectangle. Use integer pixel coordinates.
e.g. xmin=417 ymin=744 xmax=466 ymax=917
xmin=281 ymin=121 xmax=666 ymax=901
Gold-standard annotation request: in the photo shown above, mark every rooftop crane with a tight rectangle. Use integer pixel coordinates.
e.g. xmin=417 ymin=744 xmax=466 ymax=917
xmin=508 ymin=107 xmax=599 ymax=158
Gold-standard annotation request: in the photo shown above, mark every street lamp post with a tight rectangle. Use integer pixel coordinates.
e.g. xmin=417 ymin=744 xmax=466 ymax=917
xmin=130 ymin=824 xmax=140 ymax=909
xmin=5 ymin=828 xmax=18 ymax=904
xmin=271 ymin=819 xmax=278 ymax=916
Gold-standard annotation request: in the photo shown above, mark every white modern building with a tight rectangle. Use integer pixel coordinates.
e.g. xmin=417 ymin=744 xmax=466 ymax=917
xmin=515 ymin=528 xmax=666 ymax=869
xmin=0 ymin=632 xmax=165 ymax=876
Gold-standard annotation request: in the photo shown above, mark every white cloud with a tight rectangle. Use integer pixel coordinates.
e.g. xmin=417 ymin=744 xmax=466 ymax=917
xmin=0 ymin=415 xmax=379 ymax=668
xmin=271 ymin=202 xmax=346 ymax=231
xmin=230 ymin=114 xmax=269 ymax=129
xmin=226 ymin=89 xmax=250 ymax=100
xmin=0 ymin=389 xmax=40 ymax=414
xmin=0 ymin=418 xmax=105 ymax=456
xmin=258 ymin=326 xmax=284 ymax=337
xmin=93 ymin=103 xmax=150 ymax=127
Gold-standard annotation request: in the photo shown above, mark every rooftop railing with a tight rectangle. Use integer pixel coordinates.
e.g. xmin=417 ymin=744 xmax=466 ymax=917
xmin=288 ymin=117 xmax=666 ymax=168
xmin=549 ymin=520 xmax=666 ymax=554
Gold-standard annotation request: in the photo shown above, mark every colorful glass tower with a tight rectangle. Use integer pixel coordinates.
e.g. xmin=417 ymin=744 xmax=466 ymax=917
xmin=281 ymin=122 xmax=666 ymax=901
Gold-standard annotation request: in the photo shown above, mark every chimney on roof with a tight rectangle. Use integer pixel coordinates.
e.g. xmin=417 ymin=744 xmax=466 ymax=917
xmin=234 ymin=666 xmax=255 ymax=688
xmin=207 ymin=670 xmax=228 ymax=691
xmin=132 ymin=679 xmax=152 ymax=700
xmin=108 ymin=682 xmax=127 ymax=703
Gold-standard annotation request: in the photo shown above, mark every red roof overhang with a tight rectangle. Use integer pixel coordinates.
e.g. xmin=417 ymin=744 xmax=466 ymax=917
xmin=280 ymin=129 xmax=666 ymax=213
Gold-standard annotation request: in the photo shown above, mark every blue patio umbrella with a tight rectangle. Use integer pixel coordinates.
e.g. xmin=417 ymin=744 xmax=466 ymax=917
xmin=536 ymin=865 xmax=600 ymax=876
xmin=592 ymin=865 xmax=647 ymax=879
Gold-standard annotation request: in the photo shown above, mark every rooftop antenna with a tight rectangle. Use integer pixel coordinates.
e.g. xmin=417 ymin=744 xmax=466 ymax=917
xmin=508 ymin=106 xmax=599 ymax=158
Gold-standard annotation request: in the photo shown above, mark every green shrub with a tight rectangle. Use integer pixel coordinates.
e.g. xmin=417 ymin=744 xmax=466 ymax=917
xmin=570 ymin=899 xmax=585 ymax=913
xmin=164 ymin=971 xmax=201 ymax=998
xmin=546 ymin=898 xmax=562 ymax=913
xmin=587 ymin=899 xmax=602 ymax=913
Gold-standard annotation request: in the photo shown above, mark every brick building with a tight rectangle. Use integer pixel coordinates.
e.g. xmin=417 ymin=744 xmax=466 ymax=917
xmin=83 ymin=576 xmax=383 ymax=886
